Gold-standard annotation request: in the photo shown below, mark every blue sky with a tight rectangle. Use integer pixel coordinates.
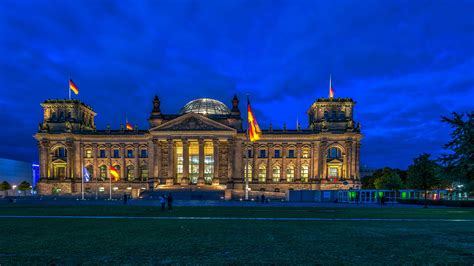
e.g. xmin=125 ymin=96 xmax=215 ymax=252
xmin=0 ymin=0 xmax=473 ymax=169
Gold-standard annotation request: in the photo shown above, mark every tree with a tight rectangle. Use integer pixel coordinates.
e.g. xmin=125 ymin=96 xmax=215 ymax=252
xmin=17 ymin=181 xmax=31 ymax=196
xmin=374 ymin=170 xmax=403 ymax=190
xmin=0 ymin=181 xmax=12 ymax=197
xmin=407 ymin=154 xmax=442 ymax=208
xmin=440 ymin=112 xmax=474 ymax=193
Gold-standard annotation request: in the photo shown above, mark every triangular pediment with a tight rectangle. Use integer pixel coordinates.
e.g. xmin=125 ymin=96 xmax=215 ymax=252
xmin=327 ymin=158 xmax=343 ymax=164
xmin=150 ymin=113 xmax=236 ymax=132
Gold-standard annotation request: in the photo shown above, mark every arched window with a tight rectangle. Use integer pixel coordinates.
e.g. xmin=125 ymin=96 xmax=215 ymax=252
xmin=54 ymin=147 xmax=67 ymax=158
xmin=258 ymin=164 xmax=266 ymax=182
xmin=244 ymin=163 xmax=252 ymax=181
xmin=301 ymin=165 xmax=309 ymax=182
xmin=287 ymin=165 xmax=295 ymax=182
xmin=302 ymin=148 xmax=310 ymax=158
xmin=140 ymin=165 xmax=148 ymax=180
xmin=327 ymin=147 xmax=342 ymax=159
xmin=126 ymin=165 xmax=135 ymax=181
xmin=84 ymin=149 xmax=92 ymax=158
xmin=272 ymin=166 xmax=281 ymax=182
xmin=99 ymin=165 xmax=107 ymax=180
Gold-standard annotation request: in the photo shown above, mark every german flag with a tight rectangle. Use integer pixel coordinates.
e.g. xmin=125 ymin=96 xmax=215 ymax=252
xmin=126 ymin=120 xmax=133 ymax=131
xmin=69 ymin=79 xmax=79 ymax=95
xmin=247 ymin=96 xmax=262 ymax=142
xmin=329 ymin=76 xmax=334 ymax=98
xmin=109 ymin=166 xmax=120 ymax=181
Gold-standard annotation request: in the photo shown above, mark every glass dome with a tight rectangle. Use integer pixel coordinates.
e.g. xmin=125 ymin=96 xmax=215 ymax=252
xmin=180 ymin=98 xmax=231 ymax=116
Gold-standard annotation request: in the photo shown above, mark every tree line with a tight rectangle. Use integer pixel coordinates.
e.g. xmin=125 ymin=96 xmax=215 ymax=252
xmin=362 ymin=112 xmax=473 ymax=195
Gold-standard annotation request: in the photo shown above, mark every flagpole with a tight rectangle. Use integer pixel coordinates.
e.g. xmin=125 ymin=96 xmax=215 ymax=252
xmin=69 ymin=78 xmax=71 ymax=100
xmin=109 ymin=168 xmax=112 ymax=200
xmin=81 ymin=148 xmax=84 ymax=200
xmin=245 ymin=95 xmax=250 ymax=200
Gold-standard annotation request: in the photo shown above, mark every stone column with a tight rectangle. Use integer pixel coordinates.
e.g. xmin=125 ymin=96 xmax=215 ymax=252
xmin=106 ymin=144 xmax=112 ymax=181
xmin=281 ymin=143 xmax=287 ymax=182
xmin=182 ymin=139 xmax=189 ymax=182
xmin=295 ymin=143 xmax=302 ymax=182
xmin=39 ymin=140 xmax=49 ymax=178
xmin=321 ymin=142 xmax=328 ymax=179
xmin=312 ymin=141 xmax=320 ymax=180
xmin=233 ymin=139 xmax=242 ymax=182
xmin=92 ymin=143 xmax=99 ymax=181
xmin=351 ymin=141 xmax=357 ymax=179
xmin=227 ymin=139 xmax=234 ymax=183
xmin=167 ymin=139 xmax=174 ymax=182
xmin=74 ymin=142 xmax=81 ymax=179
xmin=134 ymin=143 xmax=139 ymax=180
xmin=346 ymin=141 xmax=352 ymax=179
xmin=355 ymin=142 xmax=361 ymax=179
xmin=148 ymin=139 xmax=155 ymax=180
xmin=213 ymin=139 xmax=219 ymax=180
xmin=155 ymin=140 xmax=162 ymax=180
xmin=120 ymin=143 xmax=126 ymax=180
xmin=198 ymin=138 xmax=205 ymax=184
xmin=266 ymin=144 xmax=272 ymax=182
xmin=65 ymin=141 xmax=73 ymax=179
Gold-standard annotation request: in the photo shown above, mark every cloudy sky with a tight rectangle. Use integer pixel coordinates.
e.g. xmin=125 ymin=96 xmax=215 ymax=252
xmin=0 ymin=0 xmax=473 ymax=169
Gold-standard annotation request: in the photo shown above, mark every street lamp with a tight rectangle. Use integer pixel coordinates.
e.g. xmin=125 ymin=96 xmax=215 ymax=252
xmin=12 ymin=185 xmax=17 ymax=196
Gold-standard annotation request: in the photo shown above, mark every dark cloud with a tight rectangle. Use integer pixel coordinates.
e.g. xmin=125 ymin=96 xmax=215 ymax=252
xmin=0 ymin=0 xmax=473 ymax=168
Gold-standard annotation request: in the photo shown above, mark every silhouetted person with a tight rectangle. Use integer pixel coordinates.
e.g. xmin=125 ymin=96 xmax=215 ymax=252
xmin=167 ymin=193 xmax=173 ymax=211
xmin=123 ymin=193 xmax=128 ymax=205
xmin=160 ymin=195 xmax=166 ymax=211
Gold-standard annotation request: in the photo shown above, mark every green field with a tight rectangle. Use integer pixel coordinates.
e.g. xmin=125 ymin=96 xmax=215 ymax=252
xmin=0 ymin=205 xmax=473 ymax=264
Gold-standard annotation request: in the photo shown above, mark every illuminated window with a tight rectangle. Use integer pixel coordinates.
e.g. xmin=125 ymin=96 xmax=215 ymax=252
xmin=272 ymin=166 xmax=280 ymax=182
xmin=176 ymin=144 xmax=183 ymax=183
xmin=85 ymin=149 xmax=92 ymax=158
xmin=204 ymin=142 xmax=214 ymax=184
xmin=140 ymin=165 xmax=148 ymax=180
xmin=302 ymin=148 xmax=310 ymax=158
xmin=99 ymin=165 xmax=107 ymax=179
xmin=287 ymin=165 xmax=295 ymax=182
xmin=258 ymin=164 xmax=266 ymax=182
xmin=301 ymin=165 xmax=309 ymax=182
xmin=189 ymin=142 xmax=199 ymax=184
xmin=329 ymin=167 xmax=339 ymax=178
xmin=126 ymin=165 xmax=135 ymax=181
xmin=244 ymin=163 xmax=252 ymax=181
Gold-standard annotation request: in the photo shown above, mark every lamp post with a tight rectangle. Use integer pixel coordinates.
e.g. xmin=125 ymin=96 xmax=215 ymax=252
xmin=12 ymin=185 xmax=17 ymax=196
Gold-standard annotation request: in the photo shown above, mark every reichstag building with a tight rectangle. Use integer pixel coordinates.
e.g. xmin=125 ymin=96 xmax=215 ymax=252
xmin=35 ymin=94 xmax=362 ymax=195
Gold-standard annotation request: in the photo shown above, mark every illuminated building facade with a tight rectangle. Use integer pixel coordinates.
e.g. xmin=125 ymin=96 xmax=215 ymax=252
xmin=35 ymin=94 xmax=362 ymax=195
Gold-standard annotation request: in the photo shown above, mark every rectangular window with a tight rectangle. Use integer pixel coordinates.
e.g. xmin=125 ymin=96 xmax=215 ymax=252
xmin=127 ymin=149 xmax=133 ymax=158
xmin=288 ymin=150 xmax=295 ymax=158
xmin=274 ymin=150 xmax=280 ymax=158
xmin=99 ymin=149 xmax=106 ymax=158
xmin=113 ymin=149 xmax=120 ymax=158
xmin=176 ymin=145 xmax=183 ymax=183
xmin=247 ymin=149 xmax=252 ymax=158
xmin=259 ymin=150 xmax=266 ymax=158
xmin=329 ymin=167 xmax=339 ymax=178
xmin=140 ymin=149 xmax=148 ymax=158
xmin=189 ymin=142 xmax=199 ymax=184
xmin=85 ymin=150 xmax=92 ymax=158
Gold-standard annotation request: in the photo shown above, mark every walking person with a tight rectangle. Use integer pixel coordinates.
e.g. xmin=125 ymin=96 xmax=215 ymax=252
xmin=160 ymin=194 xmax=166 ymax=211
xmin=167 ymin=193 xmax=173 ymax=211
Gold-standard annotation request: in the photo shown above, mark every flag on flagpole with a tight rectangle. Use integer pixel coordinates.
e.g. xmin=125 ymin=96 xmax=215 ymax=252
xmin=69 ymin=79 xmax=79 ymax=95
xmin=109 ymin=166 xmax=120 ymax=181
xmin=126 ymin=119 xmax=133 ymax=131
xmin=247 ymin=96 xmax=262 ymax=142
xmin=83 ymin=167 xmax=90 ymax=182
xmin=329 ymin=76 xmax=334 ymax=98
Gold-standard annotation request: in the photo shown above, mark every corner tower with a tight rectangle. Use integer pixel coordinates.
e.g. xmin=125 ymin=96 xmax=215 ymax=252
xmin=39 ymin=99 xmax=96 ymax=132
xmin=307 ymin=98 xmax=359 ymax=132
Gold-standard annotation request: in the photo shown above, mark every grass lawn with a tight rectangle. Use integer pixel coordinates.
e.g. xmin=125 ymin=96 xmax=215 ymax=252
xmin=0 ymin=205 xmax=473 ymax=264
